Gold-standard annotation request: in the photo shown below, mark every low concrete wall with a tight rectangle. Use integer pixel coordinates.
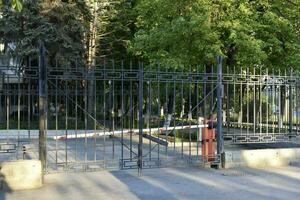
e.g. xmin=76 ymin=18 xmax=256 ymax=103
xmin=0 ymin=160 xmax=43 ymax=191
xmin=224 ymin=148 xmax=300 ymax=168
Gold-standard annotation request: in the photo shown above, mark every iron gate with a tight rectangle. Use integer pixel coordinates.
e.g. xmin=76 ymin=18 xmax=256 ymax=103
xmin=0 ymin=47 xmax=299 ymax=173
xmin=43 ymin=57 xmax=223 ymax=173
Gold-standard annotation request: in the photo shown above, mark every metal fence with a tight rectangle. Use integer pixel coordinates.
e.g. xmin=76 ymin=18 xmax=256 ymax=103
xmin=0 ymin=48 xmax=299 ymax=173
xmin=222 ymin=67 xmax=300 ymax=143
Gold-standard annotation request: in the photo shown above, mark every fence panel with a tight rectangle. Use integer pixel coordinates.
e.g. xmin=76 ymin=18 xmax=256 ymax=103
xmin=1 ymin=55 xmax=299 ymax=173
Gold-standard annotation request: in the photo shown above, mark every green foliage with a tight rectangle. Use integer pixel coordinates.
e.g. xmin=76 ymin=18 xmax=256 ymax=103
xmin=95 ymin=0 xmax=136 ymax=59
xmin=12 ymin=0 xmax=22 ymax=11
xmin=0 ymin=0 xmax=135 ymax=63
xmin=130 ymin=0 xmax=221 ymax=67
xmin=130 ymin=0 xmax=300 ymax=69
xmin=0 ymin=0 xmax=22 ymax=11
xmin=1 ymin=0 xmax=299 ymax=69
xmin=0 ymin=0 xmax=91 ymax=66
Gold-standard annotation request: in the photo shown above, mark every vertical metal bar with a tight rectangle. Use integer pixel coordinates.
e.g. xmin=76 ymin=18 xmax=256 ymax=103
xmin=181 ymin=68 xmax=184 ymax=158
xmin=129 ymin=61 xmax=133 ymax=160
xmin=157 ymin=65 xmax=161 ymax=161
xmin=278 ymin=70 xmax=281 ymax=134
xmin=84 ymin=71 xmax=88 ymax=165
xmin=196 ymin=66 xmax=199 ymax=157
xmin=13 ymin=83 xmax=15 ymax=123
xmin=38 ymin=41 xmax=47 ymax=173
xmin=203 ymin=66 xmax=207 ymax=158
xmin=75 ymin=59 xmax=78 ymax=161
xmin=226 ymin=66 xmax=229 ymax=138
xmin=289 ymin=69 xmax=293 ymax=134
xmin=211 ymin=64 xmax=214 ymax=115
xmin=121 ymin=60 xmax=124 ymax=167
xmin=266 ymin=69 xmax=269 ymax=135
xmin=103 ymin=60 xmax=106 ymax=166
xmin=94 ymin=67 xmax=97 ymax=161
xmin=285 ymin=69 xmax=287 ymax=133
xmin=0 ymin=73 xmax=3 ymax=127
xmin=0 ymin=73 xmax=3 ymax=128
xmin=45 ymin=68 xmax=48 ymax=171
xmin=294 ymin=79 xmax=296 ymax=135
xmin=216 ymin=56 xmax=223 ymax=160
xmin=240 ymin=67 xmax=243 ymax=137
xmin=272 ymin=69 xmax=275 ymax=134
xmin=28 ymin=58 xmax=31 ymax=140
xmin=246 ymin=68 xmax=249 ymax=138
xmin=165 ymin=68 xmax=168 ymax=158
xmin=0 ymin=72 xmax=2 ymax=125
xmin=259 ymin=68 xmax=262 ymax=134
xmin=233 ymin=66 xmax=236 ymax=138
xmin=147 ymin=80 xmax=151 ymax=159
xmin=188 ymin=66 xmax=192 ymax=161
xmin=173 ymin=69 xmax=176 ymax=154
xmin=11 ymin=82 xmax=18 ymax=122
xmin=55 ymin=78 xmax=58 ymax=168
xmin=296 ymin=80 xmax=299 ymax=135
xmin=6 ymin=75 xmax=10 ymax=133
xmin=17 ymin=66 xmax=21 ymax=150
xmin=253 ymin=68 xmax=256 ymax=135
xmin=22 ymin=83 xmax=25 ymax=123
xmin=112 ymin=60 xmax=115 ymax=159
xmin=65 ymin=73 xmax=68 ymax=165
xmin=138 ymin=62 xmax=144 ymax=176
xmin=149 ymin=80 xmax=152 ymax=160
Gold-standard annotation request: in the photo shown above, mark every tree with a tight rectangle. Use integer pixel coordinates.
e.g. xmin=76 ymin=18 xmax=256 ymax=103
xmin=130 ymin=0 xmax=220 ymax=67
xmin=130 ymin=0 xmax=300 ymax=122
xmin=93 ymin=0 xmax=136 ymax=60
xmin=0 ymin=0 xmax=91 ymax=67
xmin=130 ymin=0 xmax=300 ymax=69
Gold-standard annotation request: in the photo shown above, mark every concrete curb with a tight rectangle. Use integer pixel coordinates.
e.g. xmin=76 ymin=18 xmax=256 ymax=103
xmin=0 ymin=160 xmax=43 ymax=191
xmin=224 ymin=148 xmax=300 ymax=168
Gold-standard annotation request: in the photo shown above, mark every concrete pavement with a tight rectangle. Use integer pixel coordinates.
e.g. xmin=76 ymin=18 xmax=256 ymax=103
xmin=1 ymin=165 xmax=300 ymax=200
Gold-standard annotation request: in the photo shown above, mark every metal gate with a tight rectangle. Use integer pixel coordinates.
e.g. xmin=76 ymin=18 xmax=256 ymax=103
xmin=42 ymin=54 xmax=223 ymax=173
xmin=0 ymin=45 xmax=299 ymax=173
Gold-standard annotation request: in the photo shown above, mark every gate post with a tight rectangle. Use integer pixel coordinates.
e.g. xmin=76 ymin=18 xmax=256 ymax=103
xmin=138 ymin=63 xmax=144 ymax=176
xmin=216 ymin=56 xmax=224 ymax=167
xmin=38 ymin=41 xmax=47 ymax=175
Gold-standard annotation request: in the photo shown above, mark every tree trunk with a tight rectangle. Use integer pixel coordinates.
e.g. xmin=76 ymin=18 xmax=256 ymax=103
xmin=87 ymin=1 xmax=98 ymax=125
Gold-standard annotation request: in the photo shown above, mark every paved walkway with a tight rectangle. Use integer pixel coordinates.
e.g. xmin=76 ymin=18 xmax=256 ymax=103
xmin=1 ymin=166 xmax=300 ymax=200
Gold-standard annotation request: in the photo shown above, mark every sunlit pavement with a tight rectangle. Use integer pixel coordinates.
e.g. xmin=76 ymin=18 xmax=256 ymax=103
xmin=1 ymin=166 xmax=300 ymax=200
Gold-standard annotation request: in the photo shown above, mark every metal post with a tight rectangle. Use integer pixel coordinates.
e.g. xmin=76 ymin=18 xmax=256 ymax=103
xmin=38 ymin=41 xmax=47 ymax=174
xmin=138 ymin=63 xmax=144 ymax=176
xmin=289 ymin=70 xmax=293 ymax=134
xmin=216 ymin=56 xmax=223 ymax=166
xmin=0 ymin=73 xmax=3 ymax=124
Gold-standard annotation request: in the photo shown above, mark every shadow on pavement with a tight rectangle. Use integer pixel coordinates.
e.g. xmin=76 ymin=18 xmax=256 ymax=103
xmin=0 ymin=171 xmax=12 ymax=200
